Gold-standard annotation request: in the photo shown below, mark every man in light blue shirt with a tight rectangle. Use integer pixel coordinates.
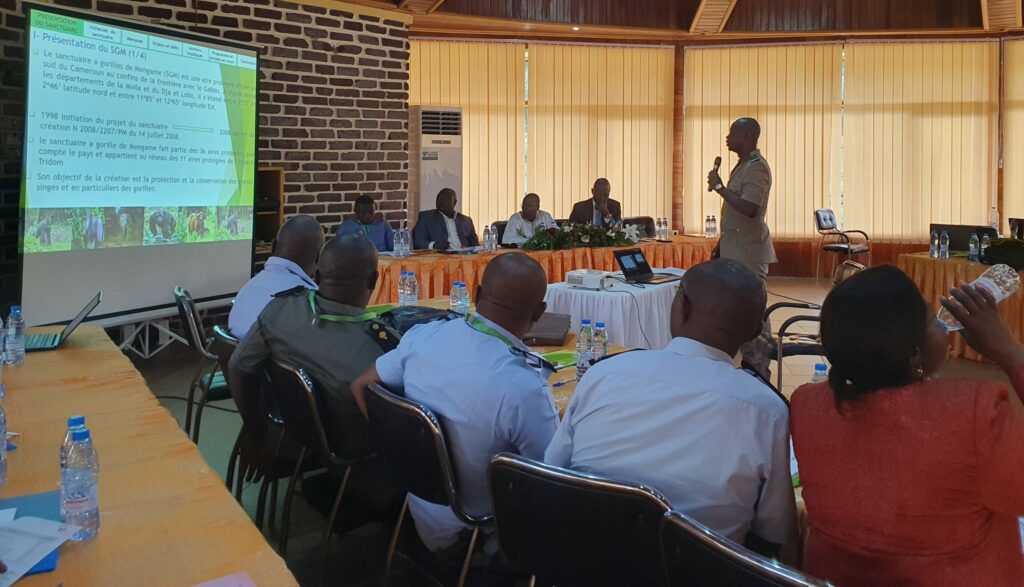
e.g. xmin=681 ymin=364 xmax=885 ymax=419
xmin=228 ymin=215 xmax=324 ymax=337
xmin=545 ymin=259 xmax=796 ymax=556
xmin=352 ymin=253 xmax=558 ymax=558
xmin=337 ymin=195 xmax=394 ymax=252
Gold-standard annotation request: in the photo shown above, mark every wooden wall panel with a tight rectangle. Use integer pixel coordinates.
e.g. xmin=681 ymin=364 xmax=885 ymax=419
xmin=725 ymin=0 xmax=984 ymax=31
xmin=437 ymin=0 xmax=703 ymax=30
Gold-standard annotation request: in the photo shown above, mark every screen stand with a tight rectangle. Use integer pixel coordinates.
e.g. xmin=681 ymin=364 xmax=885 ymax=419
xmin=120 ymin=319 xmax=186 ymax=359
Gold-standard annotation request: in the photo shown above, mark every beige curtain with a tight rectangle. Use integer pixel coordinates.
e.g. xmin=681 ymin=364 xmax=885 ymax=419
xmin=1004 ymin=40 xmax=1024 ymax=230
xmin=409 ymin=40 xmax=526 ymax=226
xmin=843 ymin=41 xmax=999 ymax=242
xmin=682 ymin=44 xmax=843 ymax=239
xmin=527 ymin=44 xmax=674 ymax=221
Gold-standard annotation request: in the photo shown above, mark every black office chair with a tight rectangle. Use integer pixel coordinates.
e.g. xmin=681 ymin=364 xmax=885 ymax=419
xmin=660 ymin=511 xmax=831 ymax=586
xmin=493 ymin=220 xmax=509 ymax=244
xmin=624 ymin=216 xmax=657 ymax=239
xmin=266 ymin=361 xmax=368 ymax=579
xmin=814 ymin=209 xmax=871 ymax=281
xmin=173 ymin=286 xmax=232 ymax=444
xmin=364 ymin=382 xmax=491 ymax=587
xmin=488 ymin=453 xmax=672 ymax=587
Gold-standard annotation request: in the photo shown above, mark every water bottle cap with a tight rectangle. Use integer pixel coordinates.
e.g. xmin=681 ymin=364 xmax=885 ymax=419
xmin=581 ymin=319 xmax=591 ymax=325
xmin=815 ymin=363 xmax=828 ymax=372
xmin=71 ymin=428 xmax=90 ymax=442
xmin=10 ymin=306 xmax=20 ymax=314
xmin=68 ymin=415 xmax=85 ymax=428
xmin=595 ymin=322 xmax=605 ymax=328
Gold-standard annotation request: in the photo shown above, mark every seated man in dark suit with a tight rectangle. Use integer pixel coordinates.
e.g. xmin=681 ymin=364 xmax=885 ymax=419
xmin=412 ymin=188 xmax=480 ymax=250
xmin=568 ymin=178 xmax=623 ymax=227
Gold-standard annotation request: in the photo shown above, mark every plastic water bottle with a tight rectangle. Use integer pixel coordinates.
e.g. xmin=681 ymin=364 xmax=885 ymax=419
xmin=394 ymin=226 xmax=405 ymax=257
xmin=969 ymin=233 xmax=980 ymax=262
xmin=981 ymin=234 xmax=992 ymax=260
xmin=0 ymin=383 xmax=7 ymax=487
xmin=61 ymin=428 xmax=99 ymax=541
xmin=811 ymin=363 xmax=829 ymax=384
xmin=397 ymin=271 xmax=409 ymax=306
xmin=990 ymin=206 xmax=1000 ymax=234
xmin=5 ymin=306 xmax=25 ymax=366
xmin=592 ymin=322 xmax=608 ymax=362
xmin=930 ymin=229 xmax=940 ymax=258
xmin=704 ymin=216 xmax=711 ymax=237
xmin=482 ymin=226 xmax=492 ymax=252
xmin=456 ymin=282 xmax=471 ymax=314
xmin=939 ymin=230 xmax=950 ymax=259
xmin=576 ymin=319 xmax=594 ymax=379
xmin=60 ymin=415 xmax=87 ymax=468
xmin=449 ymin=281 xmax=461 ymax=312
xmin=407 ymin=271 xmax=419 ymax=305
xmin=937 ymin=264 xmax=1021 ymax=332
xmin=711 ymin=215 xmax=717 ymax=236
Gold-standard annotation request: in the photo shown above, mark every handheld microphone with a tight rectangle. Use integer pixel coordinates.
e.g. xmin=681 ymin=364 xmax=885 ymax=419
xmin=707 ymin=156 xmax=722 ymax=192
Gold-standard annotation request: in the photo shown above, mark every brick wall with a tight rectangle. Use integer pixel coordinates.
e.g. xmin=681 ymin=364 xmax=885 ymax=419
xmin=0 ymin=0 xmax=410 ymax=309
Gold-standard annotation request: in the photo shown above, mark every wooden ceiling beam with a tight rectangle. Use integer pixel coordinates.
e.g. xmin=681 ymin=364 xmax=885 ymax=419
xmin=427 ymin=0 xmax=446 ymax=14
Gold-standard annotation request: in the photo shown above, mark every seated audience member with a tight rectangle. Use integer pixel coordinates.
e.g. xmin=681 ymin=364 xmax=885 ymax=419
xmin=502 ymin=193 xmax=555 ymax=246
xmin=545 ymin=258 xmax=795 ymax=553
xmin=792 ymin=265 xmax=1024 ymax=586
xmin=229 ymin=235 xmax=398 ymax=458
xmin=228 ymin=215 xmax=323 ymax=337
xmin=337 ymin=195 xmax=394 ymax=252
xmin=352 ymin=253 xmax=557 ymax=559
xmin=567 ymin=178 xmax=622 ymax=227
xmin=412 ymin=188 xmax=480 ymax=250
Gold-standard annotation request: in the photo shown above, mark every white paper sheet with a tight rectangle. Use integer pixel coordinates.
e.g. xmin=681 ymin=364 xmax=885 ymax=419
xmin=0 ymin=517 xmax=80 ymax=587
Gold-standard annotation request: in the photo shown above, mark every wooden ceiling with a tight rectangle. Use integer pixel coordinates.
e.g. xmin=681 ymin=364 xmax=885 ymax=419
xmin=338 ymin=0 xmax=1023 ymax=40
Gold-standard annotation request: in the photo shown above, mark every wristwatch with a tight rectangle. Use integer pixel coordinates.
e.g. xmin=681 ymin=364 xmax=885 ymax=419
xmin=714 ymin=183 xmax=724 ymax=191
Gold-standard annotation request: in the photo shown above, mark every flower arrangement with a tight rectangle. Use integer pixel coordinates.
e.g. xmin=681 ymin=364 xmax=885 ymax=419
xmin=521 ymin=222 xmax=641 ymax=251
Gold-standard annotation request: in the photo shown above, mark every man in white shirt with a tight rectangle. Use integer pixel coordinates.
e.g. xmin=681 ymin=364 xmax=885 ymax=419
xmin=352 ymin=253 xmax=558 ymax=557
xmin=502 ymin=193 xmax=555 ymax=246
xmin=544 ymin=258 xmax=796 ymax=555
xmin=228 ymin=215 xmax=323 ymax=337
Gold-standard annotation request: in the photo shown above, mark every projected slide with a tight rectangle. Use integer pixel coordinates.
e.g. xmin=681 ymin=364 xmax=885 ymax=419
xmin=22 ymin=9 xmax=257 ymax=253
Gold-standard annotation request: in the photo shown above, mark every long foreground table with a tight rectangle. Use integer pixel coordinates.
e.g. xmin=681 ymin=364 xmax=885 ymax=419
xmin=898 ymin=253 xmax=1024 ymax=361
xmin=371 ymin=236 xmax=715 ymax=305
xmin=0 ymin=326 xmax=296 ymax=586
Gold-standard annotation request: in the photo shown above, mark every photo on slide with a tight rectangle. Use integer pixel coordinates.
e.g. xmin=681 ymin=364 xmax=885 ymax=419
xmin=218 ymin=206 xmax=253 ymax=241
xmin=101 ymin=208 xmax=144 ymax=249
xmin=144 ymin=207 xmax=181 ymax=246
xmin=23 ymin=208 xmax=74 ymax=253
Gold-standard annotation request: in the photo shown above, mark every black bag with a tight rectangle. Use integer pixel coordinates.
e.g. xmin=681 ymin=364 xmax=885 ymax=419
xmin=376 ymin=306 xmax=456 ymax=334
xmin=982 ymin=238 xmax=1024 ymax=270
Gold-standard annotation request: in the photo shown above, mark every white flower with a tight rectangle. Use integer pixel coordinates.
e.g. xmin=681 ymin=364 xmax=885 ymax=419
xmin=623 ymin=224 xmax=640 ymax=243
xmin=580 ymin=234 xmax=590 ymax=243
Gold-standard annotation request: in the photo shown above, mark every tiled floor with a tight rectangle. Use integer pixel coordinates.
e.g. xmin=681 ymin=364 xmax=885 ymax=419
xmin=132 ymin=276 xmax=1007 ymax=586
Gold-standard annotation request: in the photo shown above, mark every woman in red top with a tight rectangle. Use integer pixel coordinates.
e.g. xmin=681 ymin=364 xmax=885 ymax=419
xmin=792 ymin=265 xmax=1024 ymax=586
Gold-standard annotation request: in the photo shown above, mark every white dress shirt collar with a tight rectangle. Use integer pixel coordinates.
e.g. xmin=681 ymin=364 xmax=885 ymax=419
xmin=665 ymin=336 xmax=734 ymax=365
xmin=263 ymin=256 xmax=318 ymax=289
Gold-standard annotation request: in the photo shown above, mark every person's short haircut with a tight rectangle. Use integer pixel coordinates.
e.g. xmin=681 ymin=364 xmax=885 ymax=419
xmin=820 ymin=264 xmax=928 ymax=406
xmin=736 ymin=117 xmax=762 ymax=142
xmin=523 ymin=193 xmax=540 ymax=205
xmin=354 ymin=195 xmax=375 ymax=210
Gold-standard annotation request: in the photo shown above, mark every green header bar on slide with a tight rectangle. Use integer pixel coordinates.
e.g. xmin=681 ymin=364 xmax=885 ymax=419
xmin=31 ymin=11 xmax=83 ymax=36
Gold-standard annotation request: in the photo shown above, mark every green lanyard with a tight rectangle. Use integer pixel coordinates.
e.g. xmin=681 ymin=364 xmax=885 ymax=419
xmin=361 ymin=224 xmax=371 ymax=236
xmin=308 ymin=290 xmax=377 ymax=325
xmin=465 ymin=313 xmax=521 ymax=348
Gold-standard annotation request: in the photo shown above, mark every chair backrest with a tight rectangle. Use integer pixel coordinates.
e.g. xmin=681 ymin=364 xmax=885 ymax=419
xmin=364 ymin=382 xmax=487 ymax=524
xmin=813 ymin=209 xmax=838 ymax=233
xmin=660 ymin=511 xmax=831 ymax=587
xmin=488 ymin=453 xmax=672 ymax=587
xmin=493 ymin=220 xmax=509 ymax=244
xmin=211 ymin=325 xmax=239 ymax=399
xmin=624 ymin=216 xmax=657 ymax=238
xmin=173 ymin=286 xmax=207 ymax=353
xmin=265 ymin=360 xmax=334 ymax=465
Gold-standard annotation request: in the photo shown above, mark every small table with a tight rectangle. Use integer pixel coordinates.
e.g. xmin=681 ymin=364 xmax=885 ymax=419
xmin=544 ymin=269 xmax=682 ymax=350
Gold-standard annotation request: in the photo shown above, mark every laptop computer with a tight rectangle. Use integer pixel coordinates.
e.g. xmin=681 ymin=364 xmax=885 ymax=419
xmin=613 ymin=249 xmax=682 ymax=285
xmin=25 ymin=291 xmax=102 ymax=352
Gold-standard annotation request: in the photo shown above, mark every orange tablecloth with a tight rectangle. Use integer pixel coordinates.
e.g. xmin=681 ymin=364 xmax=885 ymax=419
xmin=371 ymin=236 xmax=716 ymax=305
xmin=898 ymin=253 xmax=1024 ymax=361
xmin=0 ymin=326 xmax=296 ymax=586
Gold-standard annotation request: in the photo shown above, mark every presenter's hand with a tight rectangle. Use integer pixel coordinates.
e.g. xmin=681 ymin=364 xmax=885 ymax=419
xmin=707 ymin=169 xmax=723 ymax=192
xmin=595 ymin=200 xmax=611 ymax=217
xmin=433 ymin=241 xmax=451 ymax=251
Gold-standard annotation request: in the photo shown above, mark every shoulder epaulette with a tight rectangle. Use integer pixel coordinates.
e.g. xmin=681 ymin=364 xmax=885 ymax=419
xmin=367 ymin=319 xmax=400 ymax=353
xmin=272 ymin=285 xmax=310 ymax=298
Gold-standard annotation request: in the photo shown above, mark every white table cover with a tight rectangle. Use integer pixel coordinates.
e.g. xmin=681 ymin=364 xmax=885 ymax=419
xmin=544 ymin=268 xmax=683 ymax=350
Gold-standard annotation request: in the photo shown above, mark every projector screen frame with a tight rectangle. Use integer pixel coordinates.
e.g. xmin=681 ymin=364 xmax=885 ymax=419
xmin=19 ymin=1 xmax=261 ymax=326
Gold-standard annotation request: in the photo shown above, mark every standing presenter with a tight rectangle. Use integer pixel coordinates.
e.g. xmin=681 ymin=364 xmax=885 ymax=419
xmin=707 ymin=117 xmax=777 ymax=380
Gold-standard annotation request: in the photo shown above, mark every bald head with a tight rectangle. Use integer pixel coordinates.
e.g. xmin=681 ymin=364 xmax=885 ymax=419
xmin=315 ymin=234 xmax=379 ymax=308
xmin=726 ymin=118 xmax=761 ymax=156
xmin=521 ymin=193 xmax=541 ymax=222
xmin=671 ymin=258 xmax=766 ymax=356
xmin=475 ymin=253 xmax=548 ymax=339
xmin=274 ymin=215 xmax=324 ymax=276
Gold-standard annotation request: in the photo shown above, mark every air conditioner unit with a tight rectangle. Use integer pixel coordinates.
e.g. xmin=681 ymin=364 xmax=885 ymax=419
xmin=409 ymin=106 xmax=463 ymax=220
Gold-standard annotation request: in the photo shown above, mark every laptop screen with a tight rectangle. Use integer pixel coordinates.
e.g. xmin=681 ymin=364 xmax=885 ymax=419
xmin=614 ymin=249 xmax=654 ymax=278
xmin=59 ymin=292 xmax=102 ymax=342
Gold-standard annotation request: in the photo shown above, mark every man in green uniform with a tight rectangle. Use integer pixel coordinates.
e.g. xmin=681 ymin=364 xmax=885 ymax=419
xmin=708 ymin=118 xmax=777 ymax=380
xmin=229 ymin=234 xmax=398 ymax=459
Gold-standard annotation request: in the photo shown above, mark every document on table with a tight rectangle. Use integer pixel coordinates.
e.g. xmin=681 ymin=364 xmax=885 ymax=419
xmin=0 ymin=516 xmax=80 ymax=587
